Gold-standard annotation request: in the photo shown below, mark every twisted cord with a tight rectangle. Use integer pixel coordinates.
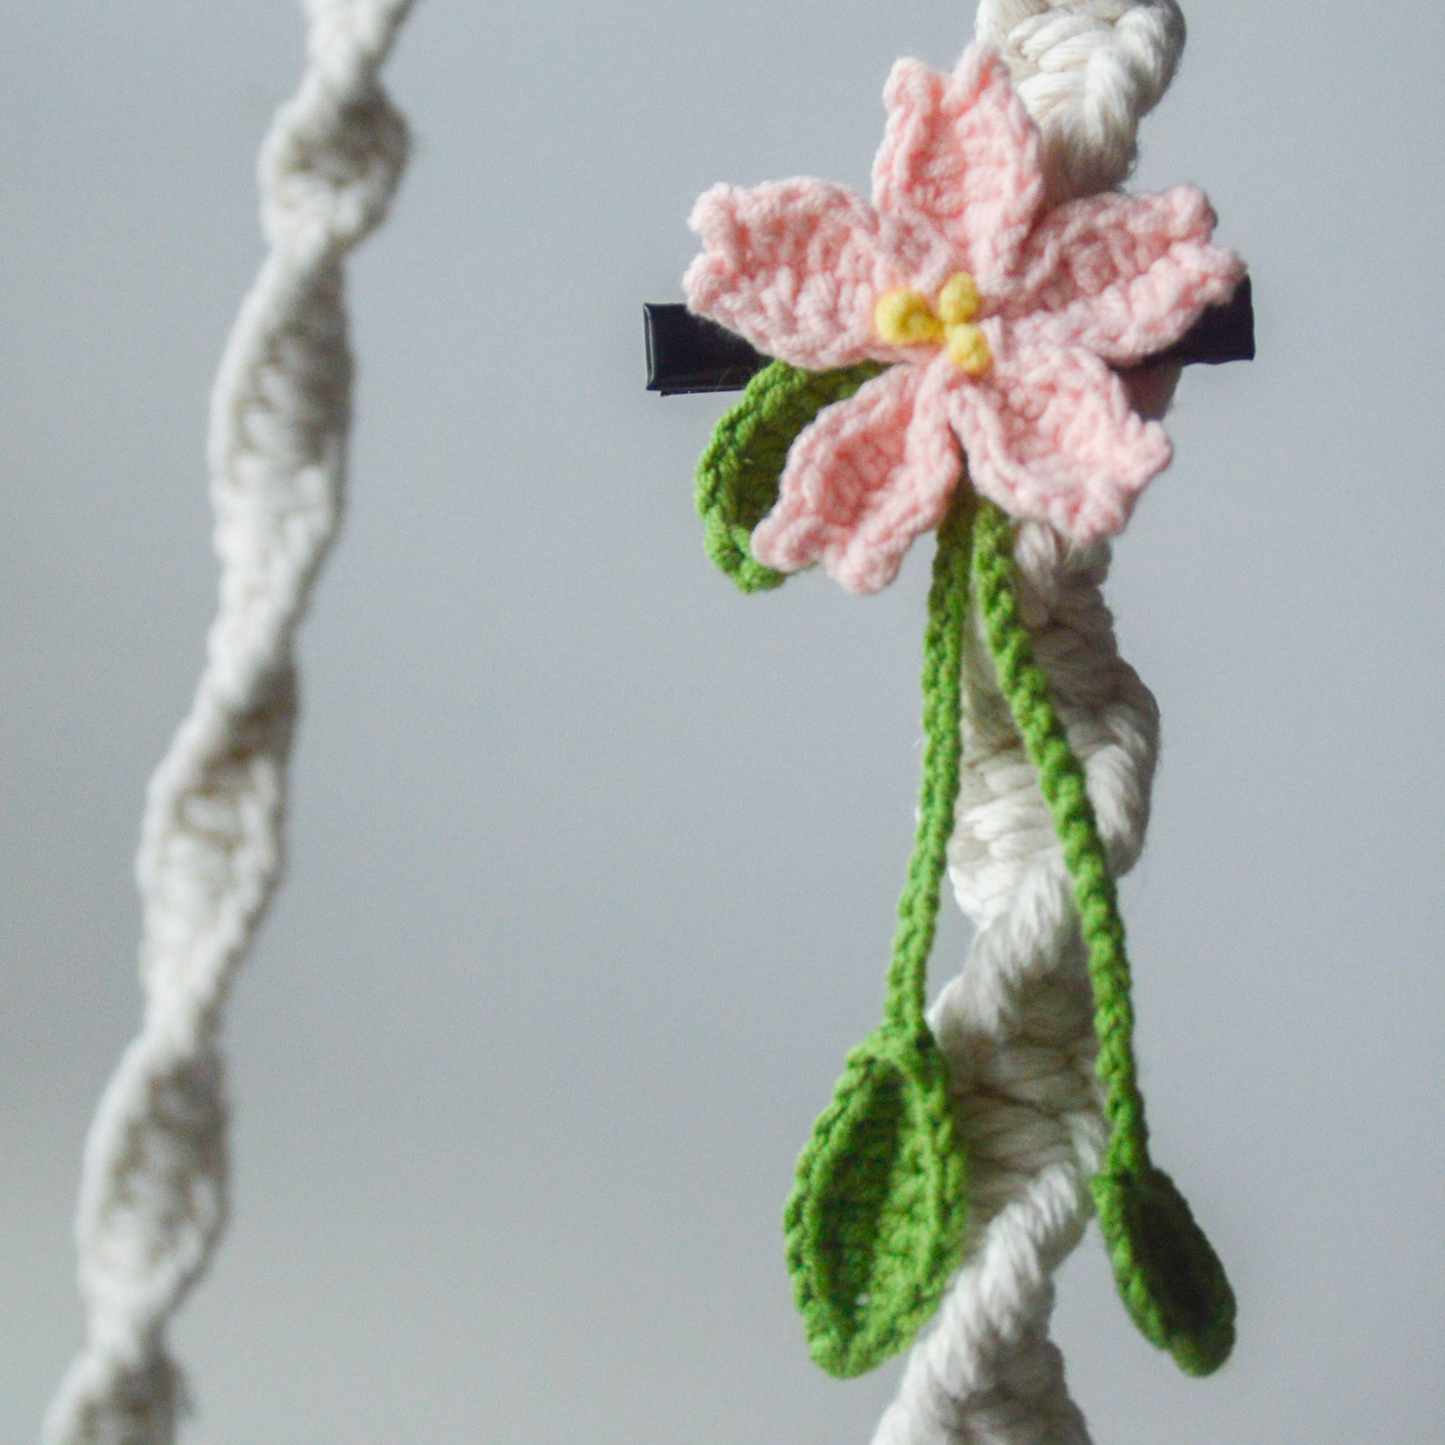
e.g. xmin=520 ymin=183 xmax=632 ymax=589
xmin=975 ymin=0 xmax=1186 ymax=202
xmin=972 ymin=504 xmax=1234 ymax=1377
xmin=873 ymin=520 xmax=1158 ymax=1445
xmin=971 ymin=503 xmax=1143 ymax=1160
xmin=864 ymin=8 xmax=1182 ymax=1435
xmin=45 ymin=6 xmax=414 ymax=1441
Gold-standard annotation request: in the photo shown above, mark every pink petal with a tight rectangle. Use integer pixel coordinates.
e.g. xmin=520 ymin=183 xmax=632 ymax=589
xmin=683 ymin=180 xmax=906 ymax=370
xmin=1003 ymin=186 xmax=1247 ymax=364
xmin=951 ymin=324 xmax=1171 ymax=544
xmin=870 ymin=45 xmax=1045 ymax=296
xmin=752 ymin=359 xmax=963 ymax=594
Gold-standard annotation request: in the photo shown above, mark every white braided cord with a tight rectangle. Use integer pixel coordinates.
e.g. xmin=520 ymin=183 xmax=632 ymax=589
xmin=873 ymin=525 xmax=1159 ymax=1445
xmin=869 ymin=6 xmax=1185 ymax=1441
xmin=977 ymin=0 xmax=1185 ymax=202
xmin=45 ymin=5 xmax=414 ymax=1441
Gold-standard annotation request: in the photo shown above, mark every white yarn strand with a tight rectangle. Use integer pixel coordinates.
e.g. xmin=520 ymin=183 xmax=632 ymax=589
xmin=975 ymin=0 xmax=1185 ymax=202
xmin=45 ymin=5 xmax=414 ymax=1442
xmin=873 ymin=526 xmax=1159 ymax=1445
xmin=868 ymin=5 xmax=1184 ymax=1441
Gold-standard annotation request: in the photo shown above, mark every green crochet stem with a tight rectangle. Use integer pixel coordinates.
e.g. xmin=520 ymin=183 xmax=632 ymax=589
xmin=882 ymin=491 xmax=971 ymax=1036
xmin=692 ymin=360 xmax=1232 ymax=1378
xmin=783 ymin=489 xmax=973 ymax=1380
xmin=694 ymin=358 xmax=884 ymax=594
xmin=970 ymin=499 xmax=1236 ymax=1377
xmin=690 ymin=353 xmax=970 ymax=1377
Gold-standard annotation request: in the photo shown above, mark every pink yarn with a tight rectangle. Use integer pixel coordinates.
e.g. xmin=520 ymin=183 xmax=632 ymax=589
xmin=683 ymin=44 xmax=1245 ymax=594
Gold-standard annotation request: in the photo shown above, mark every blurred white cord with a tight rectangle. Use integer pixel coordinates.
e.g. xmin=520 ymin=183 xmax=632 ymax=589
xmin=45 ymin=4 xmax=414 ymax=1440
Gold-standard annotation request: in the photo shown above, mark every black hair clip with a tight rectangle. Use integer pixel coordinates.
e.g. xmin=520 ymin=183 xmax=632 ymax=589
xmin=645 ymin=275 xmax=1252 ymax=395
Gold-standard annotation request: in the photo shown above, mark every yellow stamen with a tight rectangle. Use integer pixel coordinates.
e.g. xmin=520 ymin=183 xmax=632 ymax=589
xmin=946 ymin=322 xmax=992 ymax=376
xmin=937 ymin=271 xmax=981 ymax=326
xmin=875 ymin=271 xmax=991 ymax=376
xmin=875 ymin=290 xmax=945 ymax=347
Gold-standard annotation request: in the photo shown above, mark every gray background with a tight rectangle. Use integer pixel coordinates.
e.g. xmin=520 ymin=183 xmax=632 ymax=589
xmin=3 ymin=1 xmax=1442 ymax=1441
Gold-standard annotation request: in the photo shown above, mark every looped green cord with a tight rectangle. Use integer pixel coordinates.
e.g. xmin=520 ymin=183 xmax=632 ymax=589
xmin=782 ymin=489 xmax=973 ymax=1379
xmin=694 ymin=359 xmax=884 ymax=594
xmin=881 ymin=493 xmax=970 ymax=1036
xmin=692 ymin=360 xmax=1232 ymax=1378
xmin=970 ymin=499 xmax=1236 ymax=1376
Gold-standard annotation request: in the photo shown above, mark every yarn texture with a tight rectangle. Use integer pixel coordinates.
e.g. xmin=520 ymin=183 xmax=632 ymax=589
xmin=44 ymin=4 xmax=415 ymax=1442
xmin=874 ymin=8 xmax=1232 ymax=1441
xmin=976 ymin=0 xmax=1185 ymax=203
xmin=695 ymin=359 xmax=884 ymax=593
xmin=683 ymin=42 xmax=1241 ymax=593
xmin=971 ymin=500 xmax=1234 ymax=1375
xmin=876 ymin=519 xmax=1158 ymax=1445
xmin=784 ymin=491 xmax=974 ymax=1377
xmin=684 ymin=4 xmax=1240 ymax=1441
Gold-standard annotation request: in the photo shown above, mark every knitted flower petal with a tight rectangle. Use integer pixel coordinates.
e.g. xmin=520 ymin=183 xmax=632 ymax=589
xmin=684 ymin=180 xmax=905 ymax=371
xmin=950 ymin=326 xmax=1171 ymax=544
xmin=1002 ymin=186 xmax=1246 ymax=365
xmin=871 ymin=46 xmax=1044 ymax=296
xmin=752 ymin=359 xmax=963 ymax=594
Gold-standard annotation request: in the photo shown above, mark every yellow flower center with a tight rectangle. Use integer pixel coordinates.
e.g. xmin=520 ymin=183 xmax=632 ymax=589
xmin=874 ymin=271 xmax=992 ymax=377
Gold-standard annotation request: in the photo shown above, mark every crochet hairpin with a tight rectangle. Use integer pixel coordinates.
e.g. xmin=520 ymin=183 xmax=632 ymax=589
xmin=652 ymin=11 xmax=1251 ymax=1435
xmin=643 ymin=279 xmax=1252 ymax=393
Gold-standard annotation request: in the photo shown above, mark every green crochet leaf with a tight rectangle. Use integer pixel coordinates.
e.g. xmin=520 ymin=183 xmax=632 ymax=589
xmin=694 ymin=358 xmax=885 ymax=594
xmin=970 ymin=498 xmax=1236 ymax=1378
xmin=1093 ymin=1160 xmax=1236 ymax=1375
xmin=784 ymin=491 xmax=973 ymax=1379
xmin=785 ymin=1026 xmax=965 ymax=1378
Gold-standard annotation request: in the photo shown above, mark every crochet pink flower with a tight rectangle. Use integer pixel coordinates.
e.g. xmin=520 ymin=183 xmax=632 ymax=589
xmin=683 ymin=44 xmax=1245 ymax=594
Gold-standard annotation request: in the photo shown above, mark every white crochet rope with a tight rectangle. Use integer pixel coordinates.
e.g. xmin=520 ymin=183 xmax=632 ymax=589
xmin=869 ymin=5 xmax=1183 ymax=1441
xmin=875 ymin=527 xmax=1159 ymax=1445
xmin=46 ymin=4 xmax=414 ymax=1441
xmin=977 ymin=0 xmax=1185 ymax=202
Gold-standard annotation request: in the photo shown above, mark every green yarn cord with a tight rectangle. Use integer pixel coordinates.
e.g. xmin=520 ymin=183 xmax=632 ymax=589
xmin=783 ymin=488 xmax=973 ymax=1380
xmin=693 ymin=361 xmax=1231 ymax=1376
xmin=970 ymin=499 xmax=1236 ymax=1377
xmin=694 ymin=358 xmax=884 ymax=593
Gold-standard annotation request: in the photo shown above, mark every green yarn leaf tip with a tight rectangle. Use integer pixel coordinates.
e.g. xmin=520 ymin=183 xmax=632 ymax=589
xmin=784 ymin=491 xmax=973 ymax=1380
xmin=785 ymin=1028 xmax=964 ymax=1379
xmin=970 ymin=499 xmax=1236 ymax=1378
xmin=1092 ymin=1161 xmax=1236 ymax=1375
xmin=694 ymin=358 xmax=884 ymax=593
